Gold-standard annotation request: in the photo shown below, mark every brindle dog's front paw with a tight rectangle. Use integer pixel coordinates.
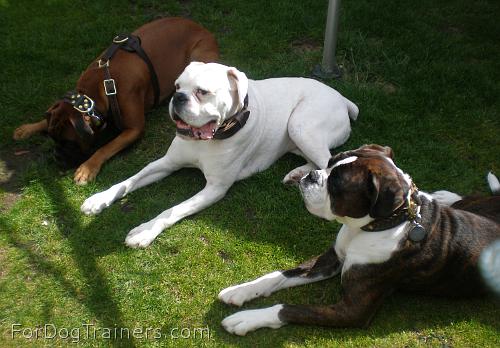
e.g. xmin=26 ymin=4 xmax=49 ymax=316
xmin=74 ymin=161 xmax=100 ymax=185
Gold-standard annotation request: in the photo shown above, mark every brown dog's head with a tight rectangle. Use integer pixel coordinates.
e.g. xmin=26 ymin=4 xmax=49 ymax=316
xmin=299 ymin=144 xmax=411 ymax=227
xmin=45 ymin=98 xmax=109 ymax=168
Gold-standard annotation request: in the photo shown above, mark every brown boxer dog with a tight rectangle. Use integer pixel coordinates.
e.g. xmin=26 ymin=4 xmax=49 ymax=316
xmin=13 ymin=17 xmax=219 ymax=184
xmin=219 ymin=144 xmax=500 ymax=335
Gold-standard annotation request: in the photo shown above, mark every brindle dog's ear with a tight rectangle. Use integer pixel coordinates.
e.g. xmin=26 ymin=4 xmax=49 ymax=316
xmin=359 ymin=144 xmax=394 ymax=159
xmin=368 ymin=171 xmax=406 ymax=218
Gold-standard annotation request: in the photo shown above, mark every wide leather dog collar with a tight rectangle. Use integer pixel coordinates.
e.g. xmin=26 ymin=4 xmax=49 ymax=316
xmin=176 ymin=95 xmax=250 ymax=140
xmin=361 ymin=181 xmax=427 ymax=242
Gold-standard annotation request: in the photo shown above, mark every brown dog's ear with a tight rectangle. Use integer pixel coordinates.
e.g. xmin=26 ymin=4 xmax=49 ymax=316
xmin=68 ymin=114 xmax=94 ymax=141
xmin=227 ymin=67 xmax=248 ymax=110
xmin=368 ymin=171 xmax=406 ymax=218
xmin=45 ymin=101 xmax=64 ymax=134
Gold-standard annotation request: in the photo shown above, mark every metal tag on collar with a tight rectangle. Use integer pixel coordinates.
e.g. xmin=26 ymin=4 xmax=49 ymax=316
xmin=409 ymin=223 xmax=426 ymax=242
xmin=72 ymin=94 xmax=95 ymax=113
xmin=104 ymin=79 xmax=117 ymax=95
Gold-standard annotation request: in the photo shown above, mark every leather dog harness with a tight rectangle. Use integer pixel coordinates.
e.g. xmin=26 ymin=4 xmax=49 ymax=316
xmin=361 ymin=181 xmax=427 ymax=242
xmin=62 ymin=33 xmax=160 ymax=136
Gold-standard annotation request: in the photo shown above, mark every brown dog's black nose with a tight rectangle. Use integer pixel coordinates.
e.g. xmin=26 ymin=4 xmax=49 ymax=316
xmin=173 ymin=92 xmax=188 ymax=106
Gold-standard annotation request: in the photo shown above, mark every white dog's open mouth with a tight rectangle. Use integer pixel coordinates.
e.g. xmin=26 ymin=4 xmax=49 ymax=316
xmin=173 ymin=114 xmax=217 ymax=140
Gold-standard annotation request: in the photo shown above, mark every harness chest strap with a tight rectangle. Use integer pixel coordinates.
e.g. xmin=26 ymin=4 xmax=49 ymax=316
xmin=97 ymin=34 xmax=161 ymax=130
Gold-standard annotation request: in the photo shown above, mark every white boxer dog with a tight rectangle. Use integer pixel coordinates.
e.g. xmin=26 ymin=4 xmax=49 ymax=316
xmin=81 ymin=62 xmax=359 ymax=248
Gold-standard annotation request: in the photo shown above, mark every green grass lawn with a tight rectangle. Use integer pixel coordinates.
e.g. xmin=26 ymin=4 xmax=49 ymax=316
xmin=1 ymin=0 xmax=499 ymax=346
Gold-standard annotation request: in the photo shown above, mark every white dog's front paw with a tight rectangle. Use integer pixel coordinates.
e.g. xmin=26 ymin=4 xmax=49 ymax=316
xmin=125 ymin=221 xmax=163 ymax=248
xmin=221 ymin=305 xmax=285 ymax=336
xmin=81 ymin=191 xmax=115 ymax=215
xmin=218 ymin=271 xmax=285 ymax=306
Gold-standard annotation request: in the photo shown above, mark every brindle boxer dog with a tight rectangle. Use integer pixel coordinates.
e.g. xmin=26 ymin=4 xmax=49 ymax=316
xmin=13 ymin=17 xmax=219 ymax=184
xmin=219 ymin=144 xmax=500 ymax=335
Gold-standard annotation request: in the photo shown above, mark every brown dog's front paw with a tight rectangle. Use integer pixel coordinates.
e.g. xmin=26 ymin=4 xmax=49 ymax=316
xmin=74 ymin=161 xmax=101 ymax=185
xmin=13 ymin=124 xmax=35 ymax=140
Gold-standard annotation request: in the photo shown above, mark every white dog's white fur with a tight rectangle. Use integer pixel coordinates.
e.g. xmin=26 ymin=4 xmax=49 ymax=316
xmin=81 ymin=62 xmax=358 ymax=248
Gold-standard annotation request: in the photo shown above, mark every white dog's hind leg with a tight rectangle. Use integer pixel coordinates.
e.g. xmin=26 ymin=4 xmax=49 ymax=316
xmin=124 ymin=182 xmax=230 ymax=248
xmin=431 ymin=190 xmax=462 ymax=206
xmin=287 ymin=99 xmax=352 ymax=169
xmin=81 ymin=153 xmax=182 ymax=215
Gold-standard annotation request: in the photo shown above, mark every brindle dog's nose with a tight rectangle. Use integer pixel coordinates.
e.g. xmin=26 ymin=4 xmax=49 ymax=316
xmin=173 ymin=92 xmax=188 ymax=106
xmin=309 ymin=170 xmax=320 ymax=182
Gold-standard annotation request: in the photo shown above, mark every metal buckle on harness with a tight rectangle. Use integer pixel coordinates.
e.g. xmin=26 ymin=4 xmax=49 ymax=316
xmin=103 ymin=79 xmax=117 ymax=95
xmin=98 ymin=59 xmax=109 ymax=68
xmin=113 ymin=35 xmax=129 ymax=44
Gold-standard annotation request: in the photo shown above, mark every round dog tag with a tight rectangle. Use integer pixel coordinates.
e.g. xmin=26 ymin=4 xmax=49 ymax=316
xmin=409 ymin=223 xmax=426 ymax=242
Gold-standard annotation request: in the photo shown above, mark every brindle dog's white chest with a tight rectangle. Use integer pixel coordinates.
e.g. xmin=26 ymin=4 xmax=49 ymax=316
xmin=335 ymin=222 xmax=408 ymax=275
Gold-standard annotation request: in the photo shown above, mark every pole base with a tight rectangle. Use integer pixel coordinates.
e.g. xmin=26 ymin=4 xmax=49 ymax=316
xmin=312 ymin=64 xmax=341 ymax=80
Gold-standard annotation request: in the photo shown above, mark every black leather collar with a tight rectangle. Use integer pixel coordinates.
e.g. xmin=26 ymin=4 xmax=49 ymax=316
xmin=361 ymin=181 xmax=427 ymax=242
xmin=176 ymin=95 xmax=250 ymax=140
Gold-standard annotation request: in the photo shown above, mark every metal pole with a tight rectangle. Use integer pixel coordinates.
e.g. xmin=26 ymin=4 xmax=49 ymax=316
xmin=313 ymin=0 xmax=342 ymax=79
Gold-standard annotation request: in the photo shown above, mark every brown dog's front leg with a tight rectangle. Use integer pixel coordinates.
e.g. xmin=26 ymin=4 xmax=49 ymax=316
xmin=13 ymin=119 xmax=48 ymax=140
xmin=74 ymin=128 xmax=142 ymax=185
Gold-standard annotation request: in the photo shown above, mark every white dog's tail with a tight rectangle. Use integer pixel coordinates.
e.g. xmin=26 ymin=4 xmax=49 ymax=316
xmin=487 ymin=172 xmax=500 ymax=195
xmin=343 ymin=97 xmax=359 ymax=121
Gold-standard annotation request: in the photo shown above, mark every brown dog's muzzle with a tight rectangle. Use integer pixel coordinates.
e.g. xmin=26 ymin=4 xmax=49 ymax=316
xmin=53 ymin=139 xmax=92 ymax=169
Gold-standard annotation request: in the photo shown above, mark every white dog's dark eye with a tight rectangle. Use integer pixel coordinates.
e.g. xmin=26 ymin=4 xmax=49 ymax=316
xmin=175 ymin=83 xmax=180 ymax=90
xmin=196 ymin=88 xmax=208 ymax=96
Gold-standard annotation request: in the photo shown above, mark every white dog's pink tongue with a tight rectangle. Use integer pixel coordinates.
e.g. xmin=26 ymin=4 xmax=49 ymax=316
xmin=175 ymin=119 xmax=217 ymax=140
xmin=191 ymin=121 xmax=216 ymax=140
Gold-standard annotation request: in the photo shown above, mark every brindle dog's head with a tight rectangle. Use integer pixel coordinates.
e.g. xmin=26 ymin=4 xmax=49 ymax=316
xmin=299 ymin=144 xmax=411 ymax=224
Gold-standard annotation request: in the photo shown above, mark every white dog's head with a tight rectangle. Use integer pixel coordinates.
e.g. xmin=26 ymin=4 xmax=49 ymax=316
xmin=169 ymin=62 xmax=248 ymax=140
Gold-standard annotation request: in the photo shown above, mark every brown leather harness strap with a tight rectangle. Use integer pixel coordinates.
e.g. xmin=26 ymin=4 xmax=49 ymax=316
xmin=97 ymin=33 xmax=161 ymax=130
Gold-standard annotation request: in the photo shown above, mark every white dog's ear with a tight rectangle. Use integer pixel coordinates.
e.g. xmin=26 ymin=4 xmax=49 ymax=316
xmin=227 ymin=67 xmax=248 ymax=110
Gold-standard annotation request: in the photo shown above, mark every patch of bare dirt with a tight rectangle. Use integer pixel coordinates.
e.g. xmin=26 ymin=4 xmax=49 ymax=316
xmin=291 ymin=38 xmax=322 ymax=53
xmin=0 ymin=144 xmax=43 ymax=211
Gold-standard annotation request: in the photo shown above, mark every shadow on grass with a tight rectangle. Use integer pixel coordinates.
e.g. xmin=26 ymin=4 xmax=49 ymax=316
xmin=0 ymin=174 xmax=136 ymax=347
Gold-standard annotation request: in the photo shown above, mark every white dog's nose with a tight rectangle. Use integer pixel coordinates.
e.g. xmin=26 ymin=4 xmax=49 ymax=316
xmin=173 ymin=92 xmax=188 ymax=105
